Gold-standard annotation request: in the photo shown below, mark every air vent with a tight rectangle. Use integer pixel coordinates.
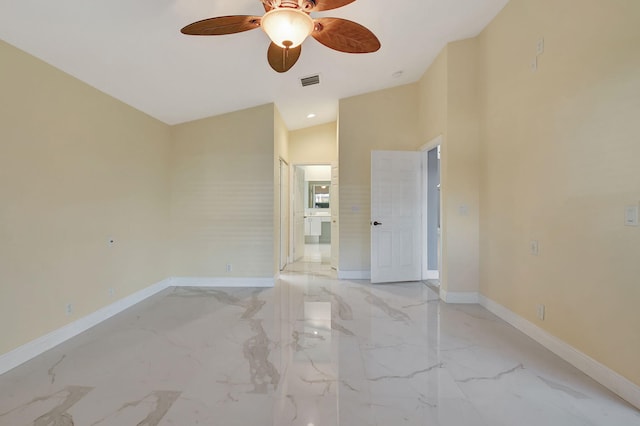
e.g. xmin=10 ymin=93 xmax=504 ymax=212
xmin=300 ymin=74 xmax=320 ymax=87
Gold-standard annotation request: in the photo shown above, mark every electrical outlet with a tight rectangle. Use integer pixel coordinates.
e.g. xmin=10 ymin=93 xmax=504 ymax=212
xmin=108 ymin=288 xmax=115 ymax=297
xmin=537 ymin=304 xmax=545 ymax=320
xmin=66 ymin=303 xmax=73 ymax=316
xmin=530 ymin=240 xmax=539 ymax=256
xmin=625 ymin=205 xmax=638 ymax=226
xmin=226 ymin=264 xmax=232 ymax=273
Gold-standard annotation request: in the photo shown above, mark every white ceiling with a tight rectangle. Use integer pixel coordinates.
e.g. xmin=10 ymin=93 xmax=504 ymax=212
xmin=0 ymin=0 xmax=508 ymax=130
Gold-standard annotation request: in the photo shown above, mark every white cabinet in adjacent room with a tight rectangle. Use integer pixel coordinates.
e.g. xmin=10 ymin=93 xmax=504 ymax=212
xmin=305 ymin=216 xmax=330 ymax=237
xmin=305 ymin=217 xmax=322 ymax=236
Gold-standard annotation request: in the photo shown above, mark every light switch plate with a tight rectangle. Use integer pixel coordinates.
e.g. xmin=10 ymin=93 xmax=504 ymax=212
xmin=537 ymin=37 xmax=545 ymax=55
xmin=537 ymin=304 xmax=545 ymax=320
xmin=625 ymin=205 xmax=639 ymax=226
xmin=530 ymin=240 xmax=539 ymax=256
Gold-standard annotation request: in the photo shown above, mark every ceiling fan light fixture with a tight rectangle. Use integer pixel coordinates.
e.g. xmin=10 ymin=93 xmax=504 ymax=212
xmin=261 ymin=8 xmax=314 ymax=48
xmin=181 ymin=0 xmax=380 ymax=73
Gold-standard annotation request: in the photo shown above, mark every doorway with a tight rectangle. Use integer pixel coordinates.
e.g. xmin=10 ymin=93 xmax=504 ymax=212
xmin=421 ymin=137 xmax=441 ymax=285
xmin=368 ymin=146 xmax=441 ymax=285
xmin=291 ymin=164 xmax=332 ymax=268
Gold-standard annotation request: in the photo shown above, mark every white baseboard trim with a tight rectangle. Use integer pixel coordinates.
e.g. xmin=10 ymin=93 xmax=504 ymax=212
xmin=424 ymin=270 xmax=439 ymax=280
xmin=441 ymin=290 xmax=479 ymax=304
xmin=337 ymin=270 xmax=371 ymax=280
xmin=0 ymin=278 xmax=172 ymax=376
xmin=478 ymin=295 xmax=640 ymax=410
xmin=171 ymin=276 xmax=275 ymax=288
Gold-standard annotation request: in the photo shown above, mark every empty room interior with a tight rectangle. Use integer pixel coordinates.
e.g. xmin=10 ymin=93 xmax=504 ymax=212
xmin=0 ymin=0 xmax=639 ymax=424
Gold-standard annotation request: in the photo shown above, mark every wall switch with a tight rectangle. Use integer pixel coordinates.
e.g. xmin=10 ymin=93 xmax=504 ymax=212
xmin=458 ymin=205 xmax=468 ymax=216
xmin=108 ymin=288 xmax=115 ymax=297
xmin=226 ymin=264 xmax=232 ymax=273
xmin=66 ymin=303 xmax=73 ymax=316
xmin=536 ymin=37 xmax=545 ymax=55
xmin=530 ymin=240 xmax=539 ymax=256
xmin=625 ymin=205 xmax=638 ymax=226
xmin=537 ymin=304 xmax=545 ymax=320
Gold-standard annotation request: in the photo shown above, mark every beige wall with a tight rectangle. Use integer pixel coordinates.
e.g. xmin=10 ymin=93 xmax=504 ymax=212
xmin=418 ymin=48 xmax=448 ymax=143
xmin=478 ymin=0 xmax=640 ymax=385
xmin=0 ymin=41 xmax=172 ymax=355
xmin=443 ymin=39 xmax=481 ymax=296
xmin=338 ymin=85 xmax=421 ymax=272
xmin=289 ymin=122 xmax=338 ymax=165
xmin=170 ymin=104 xmax=275 ymax=278
xmin=417 ymin=39 xmax=481 ymax=297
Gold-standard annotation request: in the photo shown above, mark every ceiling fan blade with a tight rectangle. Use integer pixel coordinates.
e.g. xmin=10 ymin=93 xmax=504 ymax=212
xmin=261 ymin=0 xmax=272 ymax=12
xmin=312 ymin=0 xmax=357 ymax=12
xmin=267 ymin=42 xmax=302 ymax=73
xmin=312 ymin=17 xmax=380 ymax=53
xmin=181 ymin=15 xmax=261 ymax=36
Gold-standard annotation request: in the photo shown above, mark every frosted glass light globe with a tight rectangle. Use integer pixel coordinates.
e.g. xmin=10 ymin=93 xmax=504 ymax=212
xmin=261 ymin=8 xmax=314 ymax=48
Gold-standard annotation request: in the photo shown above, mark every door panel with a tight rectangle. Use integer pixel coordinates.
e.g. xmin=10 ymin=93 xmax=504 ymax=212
xmin=293 ymin=166 xmax=305 ymax=262
xmin=371 ymin=151 xmax=422 ymax=283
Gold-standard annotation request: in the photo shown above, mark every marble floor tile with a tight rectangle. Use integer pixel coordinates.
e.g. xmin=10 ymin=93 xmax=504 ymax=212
xmin=0 ymin=263 xmax=639 ymax=425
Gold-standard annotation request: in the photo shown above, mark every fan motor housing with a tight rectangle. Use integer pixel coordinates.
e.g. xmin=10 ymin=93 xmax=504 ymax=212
xmin=265 ymin=0 xmax=316 ymax=11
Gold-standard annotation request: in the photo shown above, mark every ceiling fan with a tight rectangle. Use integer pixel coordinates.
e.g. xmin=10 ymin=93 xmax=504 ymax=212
xmin=181 ymin=0 xmax=381 ymax=73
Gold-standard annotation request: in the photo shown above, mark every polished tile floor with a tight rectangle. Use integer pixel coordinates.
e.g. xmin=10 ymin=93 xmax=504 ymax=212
xmin=300 ymin=243 xmax=331 ymax=264
xmin=1 ymin=263 xmax=639 ymax=425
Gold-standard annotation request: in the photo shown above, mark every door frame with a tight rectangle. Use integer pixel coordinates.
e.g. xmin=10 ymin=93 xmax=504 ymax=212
xmin=420 ymin=135 xmax=443 ymax=281
xmin=279 ymin=158 xmax=290 ymax=271
xmin=290 ymin=163 xmax=333 ymax=264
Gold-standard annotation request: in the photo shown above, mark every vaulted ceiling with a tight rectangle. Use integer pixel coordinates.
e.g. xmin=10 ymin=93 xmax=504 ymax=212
xmin=0 ymin=0 xmax=509 ymax=130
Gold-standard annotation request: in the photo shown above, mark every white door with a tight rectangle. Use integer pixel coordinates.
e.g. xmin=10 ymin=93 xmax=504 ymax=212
xmin=371 ymin=151 xmax=422 ymax=283
xmin=293 ymin=166 xmax=306 ymax=262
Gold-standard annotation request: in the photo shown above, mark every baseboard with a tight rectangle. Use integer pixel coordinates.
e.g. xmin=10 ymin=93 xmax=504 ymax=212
xmin=424 ymin=270 xmax=439 ymax=280
xmin=478 ymin=295 xmax=640 ymax=410
xmin=171 ymin=276 xmax=275 ymax=288
xmin=440 ymin=290 xmax=479 ymax=304
xmin=0 ymin=278 xmax=172 ymax=376
xmin=337 ymin=270 xmax=371 ymax=280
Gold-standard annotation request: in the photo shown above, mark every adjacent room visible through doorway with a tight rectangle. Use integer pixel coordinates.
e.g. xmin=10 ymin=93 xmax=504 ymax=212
xmin=288 ymin=164 xmax=333 ymax=276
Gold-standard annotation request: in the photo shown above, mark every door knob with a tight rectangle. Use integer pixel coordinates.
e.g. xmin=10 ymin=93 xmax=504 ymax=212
xmin=372 ymin=221 xmax=382 ymax=226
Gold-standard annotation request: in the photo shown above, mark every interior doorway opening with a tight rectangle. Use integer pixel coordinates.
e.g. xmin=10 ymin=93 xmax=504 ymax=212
xmin=422 ymin=137 xmax=441 ymax=286
xmin=291 ymin=164 xmax=333 ymax=266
